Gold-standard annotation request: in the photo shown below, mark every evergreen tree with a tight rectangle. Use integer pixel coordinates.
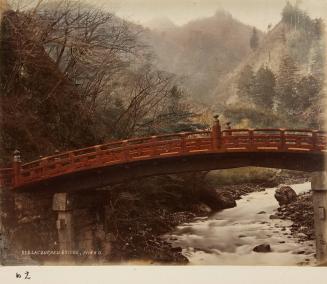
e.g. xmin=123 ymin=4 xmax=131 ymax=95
xmin=237 ymin=64 xmax=255 ymax=100
xmin=313 ymin=18 xmax=324 ymax=40
xmin=141 ymin=85 xmax=199 ymax=134
xmin=251 ymin=66 xmax=276 ymax=110
xmin=282 ymin=1 xmax=317 ymax=33
xmin=296 ymin=75 xmax=320 ymax=111
xmin=250 ymin=27 xmax=259 ymax=51
xmin=310 ymin=43 xmax=325 ymax=82
xmin=296 ymin=75 xmax=323 ymax=128
xmin=276 ymin=54 xmax=299 ymax=114
xmin=282 ymin=1 xmax=295 ymax=25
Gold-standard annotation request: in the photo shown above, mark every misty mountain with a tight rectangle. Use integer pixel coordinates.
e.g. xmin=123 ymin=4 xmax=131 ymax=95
xmin=142 ymin=10 xmax=262 ymax=105
xmin=144 ymin=17 xmax=177 ymax=31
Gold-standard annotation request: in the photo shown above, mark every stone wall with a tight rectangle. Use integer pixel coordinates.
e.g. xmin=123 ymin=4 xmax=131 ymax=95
xmin=0 ymin=187 xmax=113 ymax=265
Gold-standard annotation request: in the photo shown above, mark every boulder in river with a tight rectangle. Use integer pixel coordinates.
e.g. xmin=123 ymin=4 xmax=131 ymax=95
xmin=253 ymin=244 xmax=272 ymax=253
xmin=297 ymin=233 xmax=307 ymax=239
xmin=269 ymin=214 xmax=280 ymax=219
xmin=192 ymin=203 xmax=212 ymax=214
xmin=201 ymin=189 xmax=236 ymax=210
xmin=274 ymin=186 xmax=297 ymax=206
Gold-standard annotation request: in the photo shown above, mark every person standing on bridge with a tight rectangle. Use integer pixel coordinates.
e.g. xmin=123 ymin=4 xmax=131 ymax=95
xmin=225 ymin=122 xmax=232 ymax=136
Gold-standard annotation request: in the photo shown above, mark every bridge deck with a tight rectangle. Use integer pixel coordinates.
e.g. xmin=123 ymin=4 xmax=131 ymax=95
xmin=0 ymin=128 xmax=326 ymax=189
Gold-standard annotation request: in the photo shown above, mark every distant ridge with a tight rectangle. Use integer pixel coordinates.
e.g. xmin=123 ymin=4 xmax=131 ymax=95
xmin=145 ymin=17 xmax=177 ymax=31
xmin=143 ymin=10 xmax=263 ymax=105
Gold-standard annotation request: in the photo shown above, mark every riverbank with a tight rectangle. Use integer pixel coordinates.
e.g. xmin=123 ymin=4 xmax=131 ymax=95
xmin=108 ymin=170 xmax=308 ymax=264
xmin=166 ymin=182 xmax=315 ymax=265
xmin=109 ymin=183 xmax=266 ymax=264
xmin=275 ymin=192 xmax=314 ymax=242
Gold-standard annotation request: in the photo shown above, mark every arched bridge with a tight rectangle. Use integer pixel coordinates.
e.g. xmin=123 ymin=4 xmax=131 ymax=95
xmin=0 ymin=124 xmax=326 ymax=192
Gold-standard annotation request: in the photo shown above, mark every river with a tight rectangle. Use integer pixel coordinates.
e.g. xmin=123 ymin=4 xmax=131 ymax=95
xmin=165 ymin=182 xmax=316 ymax=265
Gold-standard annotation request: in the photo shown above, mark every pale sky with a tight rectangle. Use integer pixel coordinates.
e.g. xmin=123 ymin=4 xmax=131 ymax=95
xmin=86 ymin=0 xmax=327 ymax=30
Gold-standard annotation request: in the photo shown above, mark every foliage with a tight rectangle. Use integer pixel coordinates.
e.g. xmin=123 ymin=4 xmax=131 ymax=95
xmin=206 ymin=167 xmax=278 ymax=186
xmin=250 ymin=27 xmax=259 ymax=51
xmin=275 ymin=54 xmax=300 ymax=114
xmin=237 ymin=64 xmax=255 ymax=100
xmin=295 ymin=75 xmax=320 ymax=112
xmin=310 ymin=40 xmax=325 ymax=82
xmin=234 ymin=53 xmax=323 ymax=128
xmin=223 ymin=103 xmax=285 ymax=128
xmin=0 ymin=10 xmax=98 ymax=161
xmin=251 ymin=66 xmax=276 ymax=110
xmin=0 ymin=0 xmax=199 ymax=163
xmin=282 ymin=1 xmax=324 ymax=39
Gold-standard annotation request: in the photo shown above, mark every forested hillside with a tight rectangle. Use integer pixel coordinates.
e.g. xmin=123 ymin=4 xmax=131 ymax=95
xmin=218 ymin=2 xmax=325 ymax=129
xmin=0 ymin=1 xmax=202 ymax=163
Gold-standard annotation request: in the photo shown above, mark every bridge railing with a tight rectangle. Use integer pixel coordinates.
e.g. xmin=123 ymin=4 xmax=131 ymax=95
xmin=16 ymin=131 xmax=213 ymax=186
xmin=1 ymin=128 xmax=326 ymax=189
xmin=222 ymin=129 xmax=326 ymax=151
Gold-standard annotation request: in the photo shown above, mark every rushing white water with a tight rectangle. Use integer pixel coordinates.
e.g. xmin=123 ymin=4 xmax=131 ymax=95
xmin=166 ymin=182 xmax=316 ymax=265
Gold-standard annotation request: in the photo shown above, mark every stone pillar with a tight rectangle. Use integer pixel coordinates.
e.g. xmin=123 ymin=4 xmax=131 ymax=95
xmin=52 ymin=193 xmax=75 ymax=263
xmin=0 ymin=183 xmax=15 ymax=265
xmin=311 ymin=171 xmax=327 ymax=265
xmin=0 ymin=185 xmax=5 ymax=264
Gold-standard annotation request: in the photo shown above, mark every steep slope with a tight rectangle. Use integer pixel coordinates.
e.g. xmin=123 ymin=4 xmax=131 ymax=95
xmin=213 ymin=22 xmax=287 ymax=105
xmin=0 ymin=10 xmax=97 ymax=162
xmin=213 ymin=18 xmax=324 ymax=107
xmin=212 ymin=3 xmax=326 ymax=129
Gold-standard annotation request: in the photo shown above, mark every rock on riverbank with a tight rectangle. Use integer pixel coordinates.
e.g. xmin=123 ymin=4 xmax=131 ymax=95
xmin=275 ymin=192 xmax=314 ymax=241
xmin=275 ymin=186 xmax=297 ymax=205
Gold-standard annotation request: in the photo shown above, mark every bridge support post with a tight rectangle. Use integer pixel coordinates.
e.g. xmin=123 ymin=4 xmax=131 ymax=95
xmin=311 ymin=172 xmax=327 ymax=265
xmin=211 ymin=115 xmax=221 ymax=150
xmin=12 ymin=150 xmax=21 ymax=187
xmin=52 ymin=193 xmax=75 ymax=263
xmin=0 ymin=185 xmax=7 ymax=264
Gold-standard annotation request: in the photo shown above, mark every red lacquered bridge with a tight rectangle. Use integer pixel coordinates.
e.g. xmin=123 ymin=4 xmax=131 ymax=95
xmin=1 ymin=123 xmax=326 ymax=192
